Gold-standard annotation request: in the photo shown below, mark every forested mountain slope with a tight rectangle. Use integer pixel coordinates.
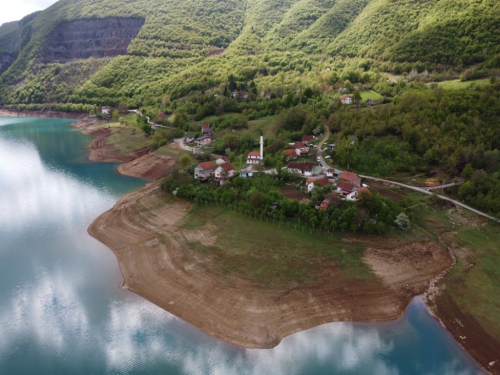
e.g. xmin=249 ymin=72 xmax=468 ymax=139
xmin=0 ymin=0 xmax=499 ymax=107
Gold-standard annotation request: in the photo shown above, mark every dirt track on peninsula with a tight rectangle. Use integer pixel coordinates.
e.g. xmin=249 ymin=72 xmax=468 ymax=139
xmin=88 ymin=184 xmax=453 ymax=349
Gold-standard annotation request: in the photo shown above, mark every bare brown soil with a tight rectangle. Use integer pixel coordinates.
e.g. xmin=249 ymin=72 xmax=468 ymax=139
xmin=88 ymin=184 xmax=453 ymax=349
xmin=118 ymin=154 xmax=177 ymax=181
xmin=431 ymin=292 xmax=500 ymax=374
xmin=0 ymin=109 xmax=86 ymax=119
xmin=280 ymin=186 xmax=309 ymax=202
xmin=371 ymin=183 xmax=406 ymax=201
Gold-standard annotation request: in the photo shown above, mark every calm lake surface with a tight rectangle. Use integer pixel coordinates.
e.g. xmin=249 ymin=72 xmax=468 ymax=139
xmin=0 ymin=117 xmax=485 ymax=374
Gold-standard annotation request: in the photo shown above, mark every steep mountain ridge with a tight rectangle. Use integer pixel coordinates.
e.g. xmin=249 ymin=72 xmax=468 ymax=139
xmin=0 ymin=0 xmax=499 ymax=107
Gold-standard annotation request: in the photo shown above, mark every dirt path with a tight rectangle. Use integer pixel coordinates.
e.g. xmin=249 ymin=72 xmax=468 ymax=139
xmin=88 ymin=185 xmax=453 ymax=349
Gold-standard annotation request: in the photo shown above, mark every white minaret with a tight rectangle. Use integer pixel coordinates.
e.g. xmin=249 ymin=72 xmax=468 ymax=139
xmin=260 ymin=130 xmax=264 ymax=161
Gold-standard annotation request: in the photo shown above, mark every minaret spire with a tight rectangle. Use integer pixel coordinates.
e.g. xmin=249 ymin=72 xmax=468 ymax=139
xmin=260 ymin=130 xmax=264 ymax=161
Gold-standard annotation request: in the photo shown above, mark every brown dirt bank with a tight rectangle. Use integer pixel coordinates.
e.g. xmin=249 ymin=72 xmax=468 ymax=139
xmin=88 ymin=184 xmax=453 ymax=349
xmin=0 ymin=108 xmax=86 ymax=119
xmin=429 ymin=292 xmax=500 ymax=374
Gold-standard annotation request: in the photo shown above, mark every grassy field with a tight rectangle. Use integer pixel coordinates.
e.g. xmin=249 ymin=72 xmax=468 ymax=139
xmin=436 ymin=78 xmax=491 ymax=90
xmin=447 ymin=218 xmax=500 ymax=341
xmin=248 ymin=116 xmax=280 ymax=138
xmin=153 ymin=143 xmax=189 ymax=157
xmin=360 ymin=90 xmax=383 ymax=102
xmin=181 ymin=205 xmax=375 ymax=286
xmin=105 ymin=123 xmax=150 ymax=153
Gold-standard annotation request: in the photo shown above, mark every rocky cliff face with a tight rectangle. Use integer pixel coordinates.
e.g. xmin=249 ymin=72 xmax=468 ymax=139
xmin=0 ymin=53 xmax=15 ymax=74
xmin=38 ymin=18 xmax=144 ymax=63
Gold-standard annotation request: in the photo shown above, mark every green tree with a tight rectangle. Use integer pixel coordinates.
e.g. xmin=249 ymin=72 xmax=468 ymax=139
xmin=142 ymin=124 xmax=152 ymax=136
xmin=462 ymin=163 xmax=474 ymax=180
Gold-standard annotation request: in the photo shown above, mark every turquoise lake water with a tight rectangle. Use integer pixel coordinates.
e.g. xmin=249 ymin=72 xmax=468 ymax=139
xmin=0 ymin=117 xmax=485 ymax=374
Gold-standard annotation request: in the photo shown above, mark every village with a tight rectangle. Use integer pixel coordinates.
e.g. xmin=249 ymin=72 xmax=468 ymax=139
xmin=189 ymin=120 xmax=371 ymax=212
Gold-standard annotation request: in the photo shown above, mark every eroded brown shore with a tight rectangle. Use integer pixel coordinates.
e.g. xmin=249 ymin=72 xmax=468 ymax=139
xmin=7 ymin=110 xmax=494 ymax=371
xmin=88 ymin=183 xmax=453 ymax=348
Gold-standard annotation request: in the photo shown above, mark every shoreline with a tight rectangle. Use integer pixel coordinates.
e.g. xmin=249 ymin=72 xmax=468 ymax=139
xmin=0 ymin=108 xmax=86 ymax=119
xmin=77 ymin=118 xmax=498 ymax=373
xmin=87 ymin=180 xmax=453 ymax=349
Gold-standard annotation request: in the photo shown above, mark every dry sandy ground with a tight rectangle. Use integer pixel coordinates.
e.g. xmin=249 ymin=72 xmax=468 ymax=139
xmin=88 ymin=184 xmax=453 ymax=349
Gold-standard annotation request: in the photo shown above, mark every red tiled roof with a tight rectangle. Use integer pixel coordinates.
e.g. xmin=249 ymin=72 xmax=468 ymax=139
xmin=326 ymin=168 xmax=335 ymax=173
xmin=219 ymin=156 xmax=230 ymax=162
xmin=319 ymin=200 xmax=329 ymax=210
xmin=201 ymin=123 xmax=210 ymax=128
xmin=198 ymin=161 xmax=214 ymax=170
xmin=337 ymin=181 xmax=355 ymax=191
xmin=341 ymin=95 xmax=352 ymax=100
xmin=287 ymin=161 xmax=320 ymax=172
xmin=248 ymin=151 xmax=261 ymax=157
xmin=306 ymin=177 xmax=316 ymax=184
xmin=314 ymin=177 xmax=330 ymax=187
xmin=293 ymin=141 xmax=308 ymax=149
xmin=158 ymin=113 xmax=167 ymax=118
xmin=283 ymin=149 xmax=297 ymax=157
xmin=302 ymin=135 xmax=315 ymax=142
xmin=339 ymin=171 xmax=361 ymax=185
xmin=356 ymin=187 xmax=371 ymax=195
xmin=219 ymin=163 xmax=234 ymax=171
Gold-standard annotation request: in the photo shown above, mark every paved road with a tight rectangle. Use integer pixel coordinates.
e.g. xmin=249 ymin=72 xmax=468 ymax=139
xmin=128 ymin=109 xmax=172 ymax=128
xmin=312 ymin=125 xmax=496 ymax=222
xmin=317 ymin=124 xmax=331 ymax=168
xmin=174 ymin=137 xmax=193 ymax=151
xmin=359 ymin=175 xmax=500 ymax=223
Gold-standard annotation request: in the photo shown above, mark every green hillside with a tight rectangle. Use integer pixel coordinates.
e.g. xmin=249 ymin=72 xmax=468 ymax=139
xmin=0 ymin=0 xmax=499 ymax=107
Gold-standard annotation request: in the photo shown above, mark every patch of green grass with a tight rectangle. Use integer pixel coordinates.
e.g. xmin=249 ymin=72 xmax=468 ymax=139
xmin=181 ymin=205 xmax=375 ymax=286
xmin=248 ymin=116 xmax=279 ymax=138
xmin=436 ymin=78 xmax=491 ymax=90
xmin=106 ymin=125 xmax=150 ymax=153
xmin=153 ymin=144 xmax=188 ymax=157
xmin=445 ymin=222 xmax=500 ymax=341
xmin=360 ymin=90 xmax=383 ymax=101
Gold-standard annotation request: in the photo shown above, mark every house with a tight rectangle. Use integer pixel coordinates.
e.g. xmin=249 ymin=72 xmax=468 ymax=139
xmin=283 ymin=149 xmax=298 ymax=159
xmin=215 ymin=163 xmax=235 ymax=182
xmin=306 ymin=177 xmax=330 ymax=192
xmin=158 ymin=113 xmax=167 ymax=119
xmin=341 ymin=95 xmax=353 ymax=105
xmin=185 ymin=133 xmax=196 ymax=143
xmin=302 ymin=135 xmax=315 ymax=143
xmin=287 ymin=162 xmax=322 ymax=176
xmin=354 ymin=186 xmax=371 ymax=198
xmin=347 ymin=187 xmax=370 ymax=201
xmin=366 ymin=99 xmax=373 ymax=106
xmin=201 ymin=123 xmax=212 ymax=134
xmin=247 ymin=151 xmax=262 ymax=164
xmin=337 ymin=180 xmax=357 ymax=195
xmin=319 ymin=200 xmax=330 ymax=210
xmin=194 ymin=162 xmax=214 ymax=181
xmin=101 ymin=106 xmax=111 ymax=115
xmin=215 ymin=156 xmax=231 ymax=165
xmin=240 ymin=92 xmax=249 ymax=99
xmin=327 ymin=143 xmax=336 ymax=150
xmin=247 ymin=132 xmax=264 ymax=164
xmin=339 ymin=171 xmax=361 ymax=188
xmin=294 ymin=141 xmax=310 ymax=156
xmin=195 ymin=134 xmax=213 ymax=146
xmin=231 ymin=91 xmax=239 ymax=99
xmin=326 ymin=168 xmax=335 ymax=177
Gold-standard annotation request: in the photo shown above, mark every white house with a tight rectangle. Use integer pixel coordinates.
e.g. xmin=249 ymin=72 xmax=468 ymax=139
xmin=101 ymin=106 xmax=111 ymax=115
xmin=246 ymin=132 xmax=264 ymax=164
xmin=306 ymin=177 xmax=330 ymax=193
xmin=214 ymin=163 xmax=235 ymax=182
xmin=341 ymin=95 xmax=353 ymax=105
xmin=287 ymin=162 xmax=322 ymax=177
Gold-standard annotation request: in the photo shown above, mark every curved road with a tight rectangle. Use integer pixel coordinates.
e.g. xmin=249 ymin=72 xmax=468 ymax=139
xmin=316 ymin=125 xmax=499 ymax=223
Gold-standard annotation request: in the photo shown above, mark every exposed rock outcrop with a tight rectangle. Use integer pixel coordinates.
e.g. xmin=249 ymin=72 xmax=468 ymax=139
xmin=38 ymin=18 xmax=145 ymax=63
